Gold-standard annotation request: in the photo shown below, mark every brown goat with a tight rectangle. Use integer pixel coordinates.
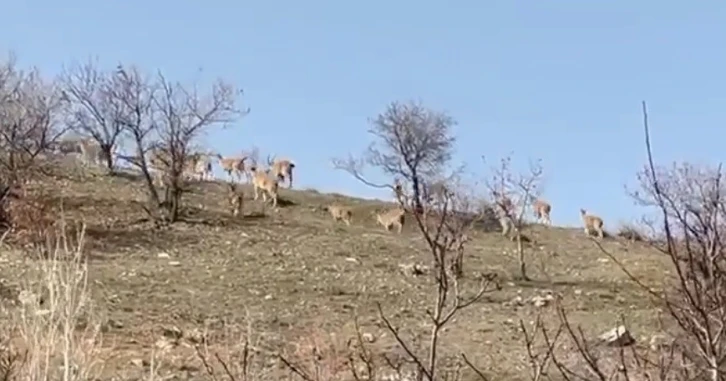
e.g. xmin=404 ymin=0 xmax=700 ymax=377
xmin=227 ymin=183 xmax=244 ymax=217
xmin=218 ymin=154 xmax=251 ymax=183
xmin=266 ymin=155 xmax=295 ymax=189
xmin=533 ymin=199 xmax=552 ymax=225
xmin=248 ymin=163 xmax=279 ymax=207
xmin=376 ymin=207 xmax=406 ymax=234
xmin=580 ymin=208 xmax=604 ymax=238
xmin=326 ymin=204 xmax=353 ymax=226
xmin=147 ymin=147 xmax=170 ymax=187
xmin=183 ymin=153 xmax=213 ymax=182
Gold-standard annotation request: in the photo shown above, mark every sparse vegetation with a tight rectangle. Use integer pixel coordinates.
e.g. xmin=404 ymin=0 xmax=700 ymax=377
xmin=0 ymin=53 xmax=722 ymax=381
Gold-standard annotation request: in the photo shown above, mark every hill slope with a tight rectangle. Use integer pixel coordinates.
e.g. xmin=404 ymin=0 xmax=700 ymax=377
xmin=0 ymin=163 xmax=671 ymax=380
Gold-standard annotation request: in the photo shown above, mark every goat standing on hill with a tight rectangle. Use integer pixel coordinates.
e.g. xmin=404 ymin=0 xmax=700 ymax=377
xmin=218 ymin=154 xmax=251 ymax=183
xmin=375 ymin=207 xmax=405 ymax=234
xmin=266 ymin=155 xmax=295 ymax=189
xmin=78 ymin=138 xmax=109 ymax=168
xmin=147 ymin=147 xmax=170 ymax=187
xmin=183 ymin=153 xmax=213 ymax=182
xmin=249 ymin=161 xmax=279 ymax=207
xmin=533 ymin=199 xmax=552 ymax=225
xmin=227 ymin=183 xmax=244 ymax=217
xmin=580 ymin=208 xmax=604 ymax=238
xmin=325 ymin=204 xmax=353 ymax=226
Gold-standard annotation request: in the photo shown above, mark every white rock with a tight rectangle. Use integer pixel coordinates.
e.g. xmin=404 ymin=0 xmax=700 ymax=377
xmin=361 ymin=332 xmax=376 ymax=343
xmin=157 ymin=252 xmax=170 ymax=259
xmin=599 ymin=325 xmax=635 ymax=347
xmin=531 ymin=296 xmax=549 ymax=308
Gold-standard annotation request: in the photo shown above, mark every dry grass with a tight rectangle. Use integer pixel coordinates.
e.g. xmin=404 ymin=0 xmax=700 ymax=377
xmin=0 ymin=160 xmax=672 ymax=380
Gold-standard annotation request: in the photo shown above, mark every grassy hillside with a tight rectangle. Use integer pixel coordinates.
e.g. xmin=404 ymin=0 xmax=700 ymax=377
xmin=0 ymin=160 xmax=671 ymax=380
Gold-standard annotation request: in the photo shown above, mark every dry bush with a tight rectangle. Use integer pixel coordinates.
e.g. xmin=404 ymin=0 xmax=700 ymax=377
xmin=281 ymin=328 xmax=351 ymax=381
xmin=0 ymin=186 xmax=68 ymax=254
xmin=615 ymin=222 xmax=645 ymax=242
xmin=486 ymin=155 xmax=545 ymax=281
xmin=0 ymin=222 xmax=106 ymax=381
xmin=0 ymin=54 xmax=69 ymax=184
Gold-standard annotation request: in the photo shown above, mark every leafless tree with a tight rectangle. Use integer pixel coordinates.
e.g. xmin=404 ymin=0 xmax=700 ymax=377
xmin=334 ymin=100 xmax=498 ymax=380
xmin=626 ymin=101 xmax=726 ymax=380
xmin=60 ymin=58 xmax=125 ymax=173
xmin=486 ymin=155 xmax=544 ymax=281
xmin=108 ymin=64 xmax=161 ymax=207
xmin=150 ymin=71 xmax=247 ymax=222
xmin=0 ymin=55 xmax=69 ymax=184
xmin=333 ymin=100 xmax=457 ymax=212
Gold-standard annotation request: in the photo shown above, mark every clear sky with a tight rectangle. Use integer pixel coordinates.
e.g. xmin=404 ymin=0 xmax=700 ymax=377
xmin=2 ymin=1 xmax=724 ymax=227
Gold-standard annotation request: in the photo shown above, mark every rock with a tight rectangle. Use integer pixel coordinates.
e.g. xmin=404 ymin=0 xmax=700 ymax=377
xmin=130 ymin=358 xmax=145 ymax=368
xmin=18 ymin=290 xmax=38 ymax=306
xmin=264 ymin=294 xmax=273 ymax=300
xmin=599 ymin=325 xmax=635 ymax=347
xmin=649 ymin=334 xmax=669 ymax=350
xmin=162 ymin=326 xmax=183 ymax=340
xmin=168 ymin=261 xmax=181 ymax=266
xmin=157 ymin=252 xmax=170 ymax=259
xmin=155 ymin=338 xmax=174 ymax=352
xmin=512 ymin=295 xmax=525 ymax=306
xmin=531 ymin=295 xmax=549 ymax=308
xmin=399 ymin=263 xmax=428 ymax=277
xmin=185 ymin=328 xmax=205 ymax=344
xmin=361 ymin=332 xmax=376 ymax=343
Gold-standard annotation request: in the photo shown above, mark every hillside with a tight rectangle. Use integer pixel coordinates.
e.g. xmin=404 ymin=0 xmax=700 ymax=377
xmin=0 ymin=161 xmax=672 ymax=381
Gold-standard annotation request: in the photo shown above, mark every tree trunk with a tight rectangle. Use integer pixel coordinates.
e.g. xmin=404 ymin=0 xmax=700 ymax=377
xmin=101 ymin=143 xmax=114 ymax=173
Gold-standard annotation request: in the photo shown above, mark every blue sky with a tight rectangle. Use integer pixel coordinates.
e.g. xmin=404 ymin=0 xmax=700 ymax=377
xmin=2 ymin=1 xmax=725 ymax=227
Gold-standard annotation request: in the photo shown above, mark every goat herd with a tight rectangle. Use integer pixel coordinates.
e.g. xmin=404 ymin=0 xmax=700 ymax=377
xmin=50 ymin=136 xmax=608 ymax=238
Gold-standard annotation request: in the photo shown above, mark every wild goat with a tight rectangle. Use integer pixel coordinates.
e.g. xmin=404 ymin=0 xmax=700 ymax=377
xmin=533 ymin=199 xmax=552 ymax=225
xmin=266 ymin=155 xmax=295 ymax=189
xmin=248 ymin=162 xmax=279 ymax=207
xmin=227 ymin=183 xmax=244 ymax=217
xmin=491 ymin=191 xmax=515 ymax=217
xmin=147 ymin=147 xmax=170 ymax=187
xmin=183 ymin=153 xmax=213 ymax=182
xmin=77 ymin=138 xmax=109 ymax=168
xmin=325 ymin=204 xmax=353 ymax=226
xmin=376 ymin=208 xmax=405 ymax=234
xmin=217 ymin=154 xmax=251 ymax=183
xmin=53 ymin=138 xmax=84 ymax=155
xmin=580 ymin=208 xmax=604 ymax=238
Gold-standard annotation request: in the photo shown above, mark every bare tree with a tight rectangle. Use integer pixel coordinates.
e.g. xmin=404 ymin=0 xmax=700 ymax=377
xmin=334 ymin=100 xmax=498 ymax=380
xmin=333 ymin=100 xmax=457 ymax=212
xmin=108 ymin=64 xmax=161 ymax=209
xmin=60 ymin=58 xmax=125 ymax=173
xmin=626 ymin=102 xmax=726 ymax=380
xmin=0 ymin=56 xmax=69 ymax=184
xmin=149 ymin=71 xmax=247 ymax=222
xmin=486 ymin=155 xmax=544 ymax=281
